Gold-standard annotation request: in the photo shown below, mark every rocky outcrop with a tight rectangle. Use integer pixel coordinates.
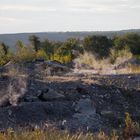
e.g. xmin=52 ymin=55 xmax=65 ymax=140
xmin=0 ymin=61 xmax=140 ymax=133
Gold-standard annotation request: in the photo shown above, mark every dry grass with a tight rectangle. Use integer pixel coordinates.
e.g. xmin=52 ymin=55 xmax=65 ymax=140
xmin=0 ymin=129 xmax=119 ymax=140
xmin=73 ymin=51 xmax=140 ymax=75
xmin=74 ymin=52 xmax=110 ymax=70
xmin=0 ymin=113 xmax=138 ymax=140
xmin=110 ymin=48 xmax=133 ymax=65
xmin=113 ymin=66 xmax=140 ymax=75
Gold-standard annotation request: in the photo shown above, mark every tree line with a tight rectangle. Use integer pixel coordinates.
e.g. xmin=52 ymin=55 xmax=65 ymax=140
xmin=0 ymin=33 xmax=140 ymax=66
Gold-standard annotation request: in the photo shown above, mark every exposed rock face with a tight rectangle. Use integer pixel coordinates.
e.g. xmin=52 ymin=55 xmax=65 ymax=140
xmin=0 ymin=61 xmax=140 ymax=133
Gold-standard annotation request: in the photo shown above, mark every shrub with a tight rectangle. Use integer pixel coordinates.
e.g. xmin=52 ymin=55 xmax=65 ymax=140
xmin=36 ymin=49 xmax=48 ymax=60
xmin=14 ymin=46 xmax=36 ymax=63
xmin=74 ymin=52 xmax=110 ymax=70
xmin=110 ymin=48 xmax=132 ymax=65
xmin=123 ymin=112 xmax=140 ymax=139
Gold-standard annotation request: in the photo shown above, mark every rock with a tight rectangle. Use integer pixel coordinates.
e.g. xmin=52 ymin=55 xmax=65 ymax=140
xmin=133 ymin=137 xmax=140 ymax=140
xmin=45 ymin=60 xmax=71 ymax=76
xmin=100 ymin=110 xmax=115 ymax=118
xmin=38 ymin=88 xmax=65 ymax=101
xmin=24 ymin=96 xmax=39 ymax=102
xmin=0 ymin=67 xmax=5 ymax=74
xmin=76 ymin=86 xmax=88 ymax=94
xmin=73 ymin=98 xmax=96 ymax=120
xmin=74 ymin=98 xmax=95 ymax=114
xmin=0 ymin=102 xmax=74 ymax=129
xmin=73 ymin=98 xmax=101 ymax=131
xmin=0 ymin=95 xmax=10 ymax=107
xmin=33 ymin=60 xmax=71 ymax=76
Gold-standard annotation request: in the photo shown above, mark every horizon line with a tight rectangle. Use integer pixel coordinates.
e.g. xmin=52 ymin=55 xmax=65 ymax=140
xmin=0 ymin=28 xmax=140 ymax=35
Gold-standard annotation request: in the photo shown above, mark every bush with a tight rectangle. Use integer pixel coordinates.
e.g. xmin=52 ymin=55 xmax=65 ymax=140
xmin=36 ymin=49 xmax=48 ymax=60
xmin=123 ymin=112 xmax=140 ymax=139
xmin=14 ymin=45 xmax=36 ymax=63
xmin=83 ymin=35 xmax=112 ymax=58
xmin=74 ymin=52 xmax=111 ymax=70
xmin=110 ymin=48 xmax=132 ymax=65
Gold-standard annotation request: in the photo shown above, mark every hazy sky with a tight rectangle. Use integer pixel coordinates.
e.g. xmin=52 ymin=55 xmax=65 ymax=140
xmin=0 ymin=0 xmax=140 ymax=33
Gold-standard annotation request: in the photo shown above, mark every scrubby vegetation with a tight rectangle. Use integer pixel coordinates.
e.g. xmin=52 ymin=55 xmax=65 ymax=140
xmin=0 ymin=33 xmax=140 ymax=67
xmin=1 ymin=32 xmax=140 ymax=139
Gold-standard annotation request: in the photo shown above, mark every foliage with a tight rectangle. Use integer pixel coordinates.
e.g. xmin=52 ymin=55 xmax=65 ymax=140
xmin=1 ymin=33 xmax=140 ymax=67
xmin=0 ymin=43 xmax=12 ymax=66
xmin=123 ymin=112 xmax=140 ymax=139
xmin=113 ymin=33 xmax=140 ymax=55
xmin=41 ymin=39 xmax=55 ymax=59
xmin=0 ymin=116 xmax=139 ymax=140
xmin=83 ymin=35 xmax=112 ymax=58
xmin=110 ymin=47 xmax=132 ymax=64
xmin=36 ymin=49 xmax=48 ymax=60
xmin=14 ymin=41 xmax=36 ymax=62
xmin=29 ymin=35 xmax=41 ymax=52
xmin=0 ymin=128 xmax=121 ymax=140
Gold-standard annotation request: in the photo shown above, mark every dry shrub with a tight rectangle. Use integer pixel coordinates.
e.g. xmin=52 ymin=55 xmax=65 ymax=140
xmin=123 ymin=112 xmax=140 ymax=139
xmin=73 ymin=50 xmax=136 ymax=75
xmin=74 ymin=52 xmax=110 ymax=70
xmin=110 ymin=48 xmax=132 ymax=65
xmin=36 ymin=49 xmax=48 ymax=60
xmin=0 ymin=128 xmax=120 ymax=140
xmin=129 ymin=65 xmax=140 ymax=74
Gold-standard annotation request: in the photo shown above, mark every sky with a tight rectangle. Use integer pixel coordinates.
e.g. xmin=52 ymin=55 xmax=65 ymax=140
xmin=0 ymin=0 xmax=140 ymax=33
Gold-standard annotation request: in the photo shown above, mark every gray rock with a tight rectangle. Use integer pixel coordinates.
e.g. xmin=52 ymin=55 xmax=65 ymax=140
xmin=133 ymin=137 xmax=140 ymax=140
xmin=0 ymin=102 xmax=74 ymax=129
xmin=100 ymin=110 xmax=115 ymax=119
xmin=73 ymin=98 xmax=101 ymax=130
xmin=100 ymin=110 xmax=115 ymax=118
xmin=0 ymin=95 xmax=10 ymax=107
xmin=38 ymin=88 xmax=65 ymax=101
xmin=74 ymin=98 xmax=95 ymax=114
xmin=36 ymin=60 xmax=70 ymax=75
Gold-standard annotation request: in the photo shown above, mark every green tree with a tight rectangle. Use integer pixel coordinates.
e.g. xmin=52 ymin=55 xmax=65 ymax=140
xmin=59 ymin=38 xmax=82 ymax=59
xmin=0 ymin=42 xmax=11 ymax=65
xmin=29 ymin=35 xmax=41 ymax=52
xmin=15 ymin=40 xmax=36 ymax=62
xmin=0 ymin=42 xmax=9 ymax=55
xmin=83 ymin=35 xmax=112 ymax=58
xmin=113 ymin=33 xmax=140 ymax=55
xmin=16 ymin=40 xmax=25 ymax=49
xmin=41 ymin=39 xmax=54 ymax=59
